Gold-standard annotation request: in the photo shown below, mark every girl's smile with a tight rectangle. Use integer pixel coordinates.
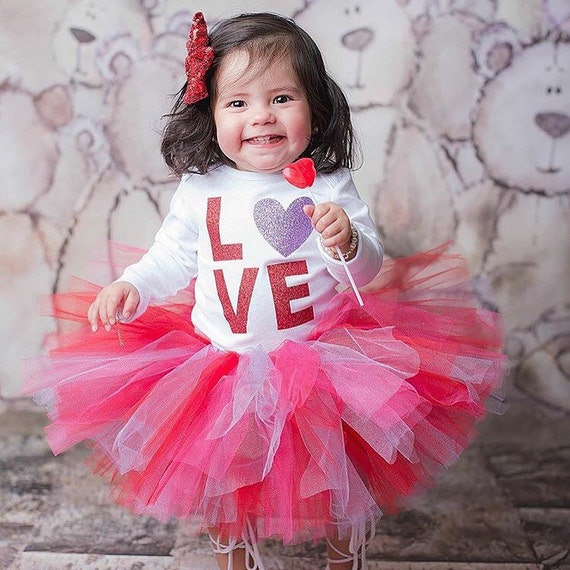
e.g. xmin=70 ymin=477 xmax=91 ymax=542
xmin=213 ymin=50 xmax=312 ymax=173
xmin=245 ymin=135 xmax=284 ymax=145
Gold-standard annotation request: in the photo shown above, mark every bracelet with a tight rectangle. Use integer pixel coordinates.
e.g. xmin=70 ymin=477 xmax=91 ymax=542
xmin=322 ymin=224 xmax=358 ymax=261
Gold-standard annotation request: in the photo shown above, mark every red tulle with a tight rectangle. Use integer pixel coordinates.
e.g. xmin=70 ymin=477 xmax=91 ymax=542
xmin=22 ymin=245 xmax=506 ymax=544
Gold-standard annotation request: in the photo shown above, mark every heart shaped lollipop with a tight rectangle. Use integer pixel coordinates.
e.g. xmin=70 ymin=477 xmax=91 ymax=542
xmin=282 ymin=157 xmax=364 ymax=307
xmin=283 ymin=158 xmax=316 ymax=188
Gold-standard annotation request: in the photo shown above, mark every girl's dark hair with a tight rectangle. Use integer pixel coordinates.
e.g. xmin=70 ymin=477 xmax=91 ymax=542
xmin=161 ymin=12 xmax=358 ymax=176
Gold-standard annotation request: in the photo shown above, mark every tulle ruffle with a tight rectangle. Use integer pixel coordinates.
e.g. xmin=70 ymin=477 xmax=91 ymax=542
xmin=22 ymin=245 xmax=506 ymax=544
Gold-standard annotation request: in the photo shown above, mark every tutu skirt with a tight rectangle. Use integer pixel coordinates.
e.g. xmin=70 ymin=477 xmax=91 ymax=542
xmin=22 ymin=245 xmax=505 ymax=545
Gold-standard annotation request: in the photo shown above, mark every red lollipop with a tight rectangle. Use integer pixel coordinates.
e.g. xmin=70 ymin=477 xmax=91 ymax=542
xmin=283 ymin=158 xmax=316 ymax=188
xmin=282 ymin=156 xmax=365 ymax=307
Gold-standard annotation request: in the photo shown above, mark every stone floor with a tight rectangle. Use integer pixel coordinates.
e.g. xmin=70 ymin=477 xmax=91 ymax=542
xmin=1 ymin=391 xmax=569 ymax=570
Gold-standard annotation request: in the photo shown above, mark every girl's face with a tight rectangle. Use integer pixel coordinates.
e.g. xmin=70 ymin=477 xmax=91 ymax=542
xmin=213 ymin=50 xmax=312 ymax=173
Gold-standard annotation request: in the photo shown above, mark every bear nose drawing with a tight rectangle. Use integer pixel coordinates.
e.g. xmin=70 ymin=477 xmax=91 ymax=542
xmin=70 ymin=27 xmax=96 ymax=43
xmin=342 ymin=27 xmax=374 ymax=51
xmin=535 ymin=112 xmax=570 ymax=138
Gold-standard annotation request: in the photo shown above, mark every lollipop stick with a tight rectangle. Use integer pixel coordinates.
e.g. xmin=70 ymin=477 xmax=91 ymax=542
xmin=333 ymin=245 xmax=364 ymax=306
xmin=283 ymin=159 xmax=364 ymax=307
xmin=306 ymin=187 xmax=364 ymax=307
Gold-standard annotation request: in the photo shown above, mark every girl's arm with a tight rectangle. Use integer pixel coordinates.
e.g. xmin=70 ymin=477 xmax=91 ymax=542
xmin=89 ymin=178 xmax=199 ymax=331
xmin=317 ymin=169 xmax=383 ymax=287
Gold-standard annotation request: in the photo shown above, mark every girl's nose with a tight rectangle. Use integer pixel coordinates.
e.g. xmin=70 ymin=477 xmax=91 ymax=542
xmin=250 ymin=105 xmax=276 ymax=125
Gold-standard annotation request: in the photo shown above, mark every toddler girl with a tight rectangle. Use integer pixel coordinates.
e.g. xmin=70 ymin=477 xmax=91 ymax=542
xmin=24 ymin=12 xmax=505 ymax=570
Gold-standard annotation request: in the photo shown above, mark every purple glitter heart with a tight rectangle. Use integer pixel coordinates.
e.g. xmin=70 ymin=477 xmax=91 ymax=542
xmin=253 ymin=197 xmax=314 ymax=257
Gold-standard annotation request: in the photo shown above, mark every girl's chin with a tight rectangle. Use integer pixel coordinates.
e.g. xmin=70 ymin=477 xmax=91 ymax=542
xmin=233 ymin=153 xmax=308 ymax=174
xmin=234 ymin=160 xmax=292 ymax=174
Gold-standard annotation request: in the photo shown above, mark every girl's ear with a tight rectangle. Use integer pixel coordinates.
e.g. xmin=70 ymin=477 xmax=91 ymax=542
xmin=473 ymin=23 xmax=521 ymax=79
xmin=33 ymin=85 xmax=73 ymax=129
xmin=96 ymin=33 xmax=139 ymax=83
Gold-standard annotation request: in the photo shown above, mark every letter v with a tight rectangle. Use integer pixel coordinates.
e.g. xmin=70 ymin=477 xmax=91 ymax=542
xmin=214 ymin=268 xmax=259 ymax=333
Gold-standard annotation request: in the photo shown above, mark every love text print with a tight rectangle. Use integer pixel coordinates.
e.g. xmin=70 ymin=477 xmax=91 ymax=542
xmin=206 ymin=197 xmax=315 ymax=333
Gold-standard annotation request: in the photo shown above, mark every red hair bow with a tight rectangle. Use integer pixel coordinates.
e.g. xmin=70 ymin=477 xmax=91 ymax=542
xmin=184 ymin=12 xmax=214 ymax=105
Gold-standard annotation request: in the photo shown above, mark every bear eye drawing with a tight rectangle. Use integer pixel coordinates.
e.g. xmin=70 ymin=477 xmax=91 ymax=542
xmin=344 ymin=5 xmax=361 ymax=15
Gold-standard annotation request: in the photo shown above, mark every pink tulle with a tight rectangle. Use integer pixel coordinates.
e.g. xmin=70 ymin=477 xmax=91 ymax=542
xmin=22 ymin=245 xmax=506 ymax=544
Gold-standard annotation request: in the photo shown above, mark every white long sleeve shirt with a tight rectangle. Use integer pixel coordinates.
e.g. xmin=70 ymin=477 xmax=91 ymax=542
xmin=120 ymin=165 xmax=383 ymax=352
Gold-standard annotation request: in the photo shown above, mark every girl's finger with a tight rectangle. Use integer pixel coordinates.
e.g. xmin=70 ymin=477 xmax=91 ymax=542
xmin=88 ymin=301 xmax=99 ymax=332
xmin=315 ymin=212 xmax=339 ymax=234
xmin=106 ymin=296 xmax=119 ymax=328
xmin=303 ymin=204 xmax=315 ymax=220
xmin=99 ymin=297 xmax=112 ymax=330
xmin=123 ymin=290 xmax=139 ymax=320
xmin=320 ymin=218 xmax=344 ymax=237
xmin=322 ymin=225 xmax=351 ymax=247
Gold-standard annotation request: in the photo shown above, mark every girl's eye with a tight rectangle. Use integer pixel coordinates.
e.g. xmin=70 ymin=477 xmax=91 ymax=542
xmin=228 ymin=100 xmax=245 ymax=108
xmin=273 ymin=95 xmax=291 ymax=104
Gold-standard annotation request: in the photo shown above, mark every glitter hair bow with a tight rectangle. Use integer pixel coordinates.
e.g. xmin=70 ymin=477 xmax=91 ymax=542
xmin=183 ymin=12 xmax=214 ymax=105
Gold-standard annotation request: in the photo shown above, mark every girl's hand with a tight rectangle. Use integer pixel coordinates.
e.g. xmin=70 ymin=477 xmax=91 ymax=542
xmin=88 ymin=281 xmax=140 ymax=332
xmin=303 ymin=202 xmax=352 ymax=252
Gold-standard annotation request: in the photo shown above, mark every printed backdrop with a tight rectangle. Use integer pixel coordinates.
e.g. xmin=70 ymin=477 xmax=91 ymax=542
xmin=1 ymin=0 xmax=569 ymax=413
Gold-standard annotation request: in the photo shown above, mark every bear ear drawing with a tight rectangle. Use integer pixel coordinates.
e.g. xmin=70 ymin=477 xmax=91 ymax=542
xmin=151 ymin=11 xmax=194 ymax=61
xmin=543 ymin=0 xmax=570 ymax=35
xmin=33 ymin=85 xmax=73 ymax=129
xmin=164 ymin=10 xmax=195 ymax=36
xmin=96 ymin=33 xmax=139 ymax=83
xmin=473 ymin=22 xmax=522 ymax=79
xmin=138 ymin=0 xmax=160 ymax=15
xmin=71 ymin=116 xmax=108 ymax=157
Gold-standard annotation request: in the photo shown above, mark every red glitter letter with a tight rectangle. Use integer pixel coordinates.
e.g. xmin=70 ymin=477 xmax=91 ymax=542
xmin=214 ymin=267 xmax=259 ymax=334
xmin=207 ymin=197 xmax=242 ymax=261
xmin=267 ymin=261 xmax=314 ymax=330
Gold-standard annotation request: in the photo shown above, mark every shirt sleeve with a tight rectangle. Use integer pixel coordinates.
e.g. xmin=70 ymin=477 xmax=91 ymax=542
xmin=318 ymin=169 xmax=383 ymax=287
xmin=117 ymin=177 xmax=198 ymax=320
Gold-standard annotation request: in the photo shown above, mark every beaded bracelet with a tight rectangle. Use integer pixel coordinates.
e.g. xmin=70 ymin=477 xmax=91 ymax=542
xmin=322 ymin=224 xmax=359 ymax=261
